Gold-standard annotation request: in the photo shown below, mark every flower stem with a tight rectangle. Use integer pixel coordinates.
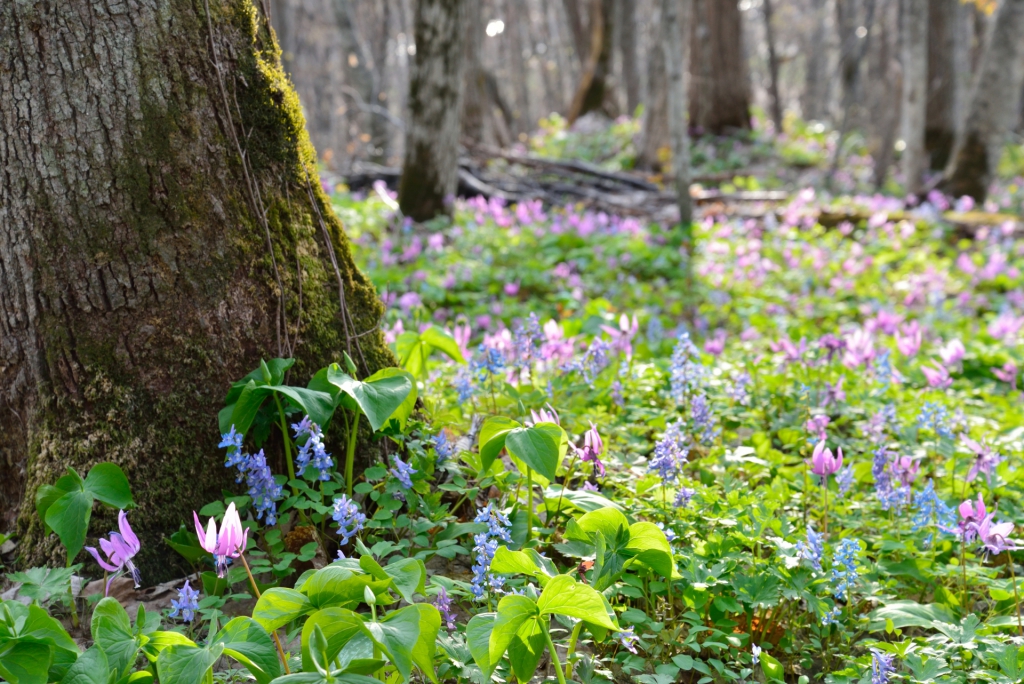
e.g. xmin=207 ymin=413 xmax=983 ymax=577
xmin=554 ymin=452 xmax=579 ymax=526
xmin=542 ymin=619 xmax=568 ymax=684
xmin=822 ymin=477 xmax=829 ymax=538
xmin=1009 ymin=552 xmax=1023 ymax=637
xmin=563 ymin=621 xmax=583 ymax=681
xmin=273 ymin=395 xmax=297 ymax=485
xmin=960 ymin=537 xmax=968 ymax=616
xmin=525 ymin=468 xmax=534 ymax=545
xmin=346 ymin=411 xmax=360 ymax=497
xmin=239 ymin=553 xmax=291 ymax=674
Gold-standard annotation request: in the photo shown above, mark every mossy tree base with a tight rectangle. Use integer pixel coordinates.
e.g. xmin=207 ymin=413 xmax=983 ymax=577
xmin=0 ymin=0 xmax=392 ymax=582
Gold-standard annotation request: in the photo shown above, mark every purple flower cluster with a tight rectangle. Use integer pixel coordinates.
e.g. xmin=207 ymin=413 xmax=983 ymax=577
xmin=332 ymin=494 xmax=367 ymax=547
xmin=390 ymin=456 xmax=417 ymax=489
xmin=649 ymin=421 xmax=688 ymax=483
xmin=433 ymin=586 xmax=457 ymax=631
xmin=292 ymin=416 xmax=334 ymax=481
xmin=433 ymin=430 xmax=456 ymax=466
xmin=669 ymin=331 xmax=705 ymax=403
xmin=169 ymin=580 xmax=200 ymax=622
xmin=219 ymin=427 xmax=283 ymax=525
xmin=690 ymin=393 xmax=720 ymax=446
xmin=470 ymin=504 xmax=513 ymax=601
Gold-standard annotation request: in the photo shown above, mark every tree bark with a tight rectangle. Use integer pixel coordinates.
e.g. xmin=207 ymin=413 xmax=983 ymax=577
xmin=567 ymin=0 xmax=619 ymax=123
xmin=637 ymin=4 xmax=669 ymax=171
xmin=689 ymin=0 xmax=751 ymax=134
xmin=801 ymin=0 xmax=830 ymax=121
xmin=397 ymin=0 xmax=468 ymax=221
xmin=618 ymin=0 xmax=642 ymax=114
xmin=0 ymin=0 xmax=393 ymax=581
xmin=663 ymin=0 xmax=693 ymax=231
xmin=763 ymin=0 xmax=784 ymax=133
xmin=901 ymin=0 xmax=929 ymax=193
xmin=332 ymin=0 xmax=378 ymax=167
xmin=925 ymin=0 xmax=964 ymax=169
xmin=943 ymin=0 xmax=1024 ymax=201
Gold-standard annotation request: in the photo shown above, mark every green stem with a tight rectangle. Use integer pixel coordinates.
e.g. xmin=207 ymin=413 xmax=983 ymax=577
xmin=822 ymin=476 xmax=829 ymax=538
xmin=273 ymin=395 xmax=297 ymax=484
xmin=564 ymin=622 xmax=583 ymax=681
xmin=346 ymin=411 xmax=360 ymax=498
xmin=961 ymin=537 xmax=968 ymax=616
xmin=525 ymin=468 xmax=534 ymax=545
xmin=1009 ymin=553 xmax=1023 ymax=637
xmin=239 ymin=553 xmax=291 ymax=674
xmin=554 ymin=453 xmax=580 ymax=526
xmin=542 ymin=620 xmax=568 ymax=684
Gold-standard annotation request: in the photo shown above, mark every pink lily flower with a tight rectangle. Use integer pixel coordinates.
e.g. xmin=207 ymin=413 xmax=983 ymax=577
xmin=992 ymin=362 xmax=1018 ymax=390
xmin=807 ymin=440 xmax=843 ymax=479
xmin=963 ymin=435 xmax=1002 ymax=484
xmin=194 ymin=501 xmax=248 ymax=578
xmin=971 ymin=513 xmax=1018 ymax=555
xmin=921 ymin=363 xmax=952 ymax=389
xmin=85 ymin=510 xmax=142 ymax=594
xmin=575 ymin=421 xmax=605 ymax=477
xmin=528 ymin=404 xmax=560 ymax=426
xmin=895 ymin=321 xmax=922 ymax=357
xmin=601 ymin=314 xmax=639 ymax=359
xmin=890 ymin=456 xmax=920 ymax=486
xmin=938 ymin=339 xmax=965 ymax=366
xmin=704 ymin=329 xmax=727 ymax=356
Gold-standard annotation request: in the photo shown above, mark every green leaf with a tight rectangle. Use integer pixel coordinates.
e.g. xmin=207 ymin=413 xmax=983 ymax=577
xmin=363 ymin=368 xmax=418 ymax=430
xmin=211 ymin=617 xmax=282 ymax=684
xmin=625 ymin=522 xmax=675 ymax=579
xmin=0 ymin=639 xmax=52 ymax=684
xmin=59 ymin=646 xmax=107 ymax=684
xmin=488 ymin=595 xmax=538 ymax=665
xmin=91 ymin=597 xmax=140 ymax=677
xmin=489 ymin=547 xmax=542 ymax=577
xmin=230 ymin=382 xmax=335 ymax=437
xmin=760 ymin=653 xmax=785 ymax=682
xmin=536 ymin=575 xmax=617 ymax=629
xmin=45 ymin=491 xmax=93 ymax=561
xmin=420 ymin=327 xmax=466 ymax=364
xmin=156 ymin=643 xmax=224 ymax=684
xmin=477 ymin=417 xmax=521 ymax=474
xmin=300 ymin=608 xmax=367 ymax=673
xmin=165 ymin=529 xmax=208 ymax=564
xmin=83 ymin=463 xmax=133 ymax=509
xmin=868 ymin=601 xmax=955 ymax=631
xmin=507 ymin=619 xmax=545 ymax=683
xmin=407 ymin=603 xmax=441 ymax=683
xmin=22 ymin=604 xmax=79 ymax=654
xmin=544 ymin=486 xmax=624 ymax=513
xmin=36 ymin=482 xmax=73 ymax=534
xmin=505 ymin=425 xmax=562 ymax=481
xmin=382 ymin=558 xmax=427 ymax=604
xmin=5 ymin=567 xmax=77 ymax=605
xmin=302 ymin=567 xmax=390 ymax=609
xmin=465 ymin=614 xmax=496 ymax=677
xmin=576 ymin=507 xmax=630 ymax=542
xmin=326 ymin=367 xmax=414 ymax=432
xmin=365 ymin=605 xmax=420 ymax=682
xmin=395 ymin=327 xmax=465 ymax=378
xmin=142 ymin=632 xmax=197 ymax=662
xmin=252 ymin=588 xmax=314 ymax=633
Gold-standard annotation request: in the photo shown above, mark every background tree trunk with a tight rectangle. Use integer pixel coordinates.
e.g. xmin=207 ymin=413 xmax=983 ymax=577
xmin=637 ymin=5 xmax=669 ymax=171
xmin=943 ymin=0 xmax=1024 ymax=201
xmin=689 ymin=0 xmax=751 ymax=134
xmin=568 ymin=0 xmax=618 ymax=122
xmin=925 ymin=0 xmax=963 ymax=169
xmin=0 ymin=0 xmax=392 ymax=582
xmin=397 ymin=0 xmax=468 ymax=221
xmin=900 ymin=0 xmax=929 ymax=193
xmin=664 ymin=0 xmax=694 ymax=231
xmin=617 ymin=0 xmax=642 ymax=114
xmin=763 ymin=0 xmax=785 ymax=132
xmin=801 ymin=0 xmax=830 ymax=121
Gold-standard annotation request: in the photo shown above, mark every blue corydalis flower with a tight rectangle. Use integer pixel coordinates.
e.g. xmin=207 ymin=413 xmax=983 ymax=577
xmin=168 ymin=580 xmax=200 ymax=622
xmin=332 ymin=494 xmax=366 ymax=546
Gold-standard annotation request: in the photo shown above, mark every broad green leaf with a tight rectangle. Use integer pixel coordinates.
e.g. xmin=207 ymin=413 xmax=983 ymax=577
xmin=576 ymin=507 xmax=630 ymax=542
xmin=0 ymin=639 xmax=52 ymax=684
xmin=91 ymin=597 xmax=140 ymax=677
xmin=489 ymin=547 xmax=541 ymax=577
xmin=382 ymin=558 xmax=427 ymax=604
xmin=420 ymin=327 xmax=466 ymax=364
xmin=36 ymin=482 xmax=75 ymax=534
xmin=300 ymin=608 xmax=367 ymax=672
xmin=326 ymin=366 xmax=414 ymax=432
xmin=505 ymin=425 xmax=561 ymax=481
xmin=537 ymin=575 xmax=617 ymax=629
xmin=478 ymin=417 xmax=521 ymax=474
xmin=83 ymin=463 xmax=133 ymax=509
xmin=212 ymin=617 xmax=282 ymax=684
xmin=23 ymin=604 xmax=79 ymax=654
xmin=165 ymin=529 xmax=208 ymax=564
xmin=269 ymin=674 xmax=378 ymax=684
xmin=364 ymin=368 xmax=418 ymax=430
xmin=142 ymin=632 xmax=196 ymax=661
xmin=303 ymin=569 xmax=390 ymax=609
xmin=626 ymin=522 xmax=675 ymax=578
xmin=156 ymin=643 xmax=224 ymax=684
xmin=59 ymin=646 xmax=106 ymax=684
xmin=229 ymin=383 xmax=334 ymax=437
xmin=45 ymin=490 xmax=93 ymax=561
xmin=868 ymin=601 xmax=955 ymax=631
xmin=488 ymin=595 xmax=538 ymax=665
xmin=365 ymin=605 xmax=420 ymax=682
xmin=760 ymin=653 xmax=785 ymax=682
xmin=544 ymin=486 xmax=623 ymax=513
xmin=252 ymin=588 xmax=314 ymax=632
xmin=465 ymin=614 xmax=496 ymax=676
xmin=407 ymin=603 xmax=441 ymax=683
xmin=395 ymin=327 xmax=465 ymax=378
xmin=507 ymin=619 xmax=545 ymax=683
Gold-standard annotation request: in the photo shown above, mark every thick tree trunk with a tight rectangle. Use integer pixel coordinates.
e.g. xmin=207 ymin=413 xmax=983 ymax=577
xmin=397 ymin=0 xmax=468 ymax=221
xmin=0 ymin=0 xmax=392 ymax=582
xmin=461 ymin=0 xmax=512 ymax=147
xmin=763 ymin=0 xmax=784 ymax=133
xmin=901 ymin=0 xmax=929 ymax=193
xmin=663 ymin=0 xmax=694 ymax=230
xmin=618 ymin=0 xmax=642 ymax=114
xmin=333 ymin=0 xmax=377 ymax=166
xmin=568 ymin=0 xmax=618 ymax=123
xmin=689 ymin=0 xmax=751 ymax=134
xmin=802 ymin=0 xmax=829 ymax=121
xmin=925 ymin=0 xmax=964 ymax=169
xmin=637 ymin=5 xmax=669 ymax=171
xmin=943 ymin=0 xmax=1024 ymax=201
